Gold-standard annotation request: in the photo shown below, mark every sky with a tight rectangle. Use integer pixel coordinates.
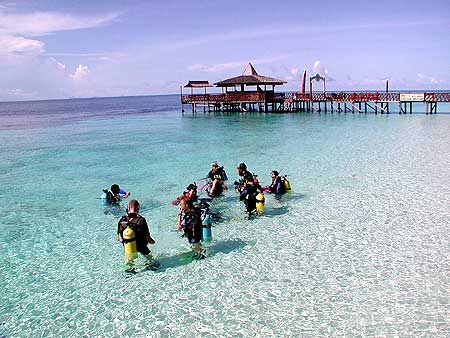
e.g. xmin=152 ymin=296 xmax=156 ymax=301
xmin=0 ymin=0 xmax=449 ymax=101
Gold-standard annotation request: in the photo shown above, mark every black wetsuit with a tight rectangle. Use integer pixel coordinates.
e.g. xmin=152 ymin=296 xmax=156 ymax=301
xmin=117 ymin=213 xmax=151 ymax=255
xmin=236 ymin=170 xmax=254 ymax=191
xmin=240 ymin=183 xmax=259 ymax=213
xmin=180 ymin=207 xmax=202 ymax=244
xmin=207 ymin=167 xmax=226 ymax=196
xmin=269 ymin=176 xmax=285 ymax=196
xmin=104 ymin=189 xmax=120 ymax=205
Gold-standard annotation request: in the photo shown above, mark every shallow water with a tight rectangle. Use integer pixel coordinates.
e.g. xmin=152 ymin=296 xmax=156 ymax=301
xmin=0 ymin=96 xmax=449 ymax=337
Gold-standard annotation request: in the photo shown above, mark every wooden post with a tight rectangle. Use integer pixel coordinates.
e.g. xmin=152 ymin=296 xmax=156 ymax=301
xmin=180 ymin=85 xmax=185 ymax=113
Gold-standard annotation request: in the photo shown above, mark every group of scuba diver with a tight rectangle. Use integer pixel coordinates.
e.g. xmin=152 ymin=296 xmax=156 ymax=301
xmin=101 ymin=162 xmax=291 ymax=273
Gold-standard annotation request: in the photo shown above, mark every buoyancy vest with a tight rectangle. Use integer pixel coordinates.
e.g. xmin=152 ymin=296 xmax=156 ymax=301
xmin=104 ymin=189 xmax=120 ymax=203
xmin=119 ymin=214 xmax=146 ymax=241
xmin=209 ymin=167 xmax=227 ymax=182
xmin=180 ymin=207 xmax=202 ymax=232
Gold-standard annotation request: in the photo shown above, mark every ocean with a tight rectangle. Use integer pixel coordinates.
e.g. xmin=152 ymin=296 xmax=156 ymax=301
xmin=0 ymin=95 xmax=449 ymax=337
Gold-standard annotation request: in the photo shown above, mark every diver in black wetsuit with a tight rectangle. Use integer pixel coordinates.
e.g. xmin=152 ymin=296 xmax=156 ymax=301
xmin=239 ymin=176 xmax=261 ymax=215
xmin=177 ymin=198 xmax=205 ymax=259
xmin=206 ymin=161 xmax=228 ymax=197
xmin=103 ymin=184 xmax=130 ymax=205
xmin=267 ymin=170 xmax=286 ymax=199
xmin=117 ymin=199 xmax=156 ymax=270
xmin=235 ymin=163 xmax=256 ymax=193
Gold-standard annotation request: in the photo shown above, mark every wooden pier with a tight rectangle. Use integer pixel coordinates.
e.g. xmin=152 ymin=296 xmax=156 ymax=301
xmin=181 ymin=63 xmax=450 ymax=115
xmin=182 ymin=91 xmax=450 ymax=115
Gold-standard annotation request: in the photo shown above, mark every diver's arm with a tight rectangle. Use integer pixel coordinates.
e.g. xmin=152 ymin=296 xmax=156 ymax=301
xmin=142 ymin=219 xmax=155 ymax=244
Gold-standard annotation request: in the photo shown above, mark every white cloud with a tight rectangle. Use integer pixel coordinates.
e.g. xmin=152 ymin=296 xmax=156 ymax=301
xmin=0 ymin=8 xmax=121 ymax=63
xmin=44 ymin=52 xmax=128 ymax=63
xmin=0 ymin=10 xmax=121 ymax=37
xmin=290 ymin=67 xmax=299 ymax=76
xmin=187 ymin=55 xmax=288 ymax=73
xmin=188 ymin=61 xmax=246 ymax=73
xmin=49 ymin=57 xmax=66 ymax=70
xmin=70 ymin=64 xmax=90 ymax=81
xmin=153 ymin=20 xmax=445 ymax=53
xmin=416 ymin=73 xmax=445 ymax=85
xmin=313 ymin=60 xmax=326 ymax=76
xmin=0 ymin=35 xmax=44 ymax=61
xmin=312 ymin=60 xmax=336 ymax=81
xmin=0 ymin=88 xmax=36 ymax=100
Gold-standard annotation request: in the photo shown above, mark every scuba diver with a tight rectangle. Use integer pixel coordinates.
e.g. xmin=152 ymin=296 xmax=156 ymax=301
xmin=239 ymin=175 xmax=263 ymax=216
xmin=103 ymin=184 xmax=130 ymax=205
xmin=177 ymin=197 xmax=205 ymax=260
xmin=172 ymin=183 xmax=198 ymax=206
xmin=101 ymin=184 xmax=130 ymax=216
xmin=206 ymin=161 xmax=228 ymax=197
xmin=263 ymin=170 xmax=286 ymax=200
xmin=234 ymin=163 xmax=258 ymax=193
xmin=117 ymin=199 xmax=157 ymax=272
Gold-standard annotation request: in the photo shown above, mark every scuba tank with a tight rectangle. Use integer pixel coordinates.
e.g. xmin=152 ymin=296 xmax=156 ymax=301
xmin=282 ymin=176 xmax=291 ymax=192
xmin=255 ymin=192 xmax=265 ymax=214
xmin=100 ymin=191 xmax=108 ymax=205
xmin=123 ymin=227 xmax=138 ymax=262
xmin=202 ymin=213 xmax=212 ymax=243
xmin=220 ymin=166 xmax=228 ymax=181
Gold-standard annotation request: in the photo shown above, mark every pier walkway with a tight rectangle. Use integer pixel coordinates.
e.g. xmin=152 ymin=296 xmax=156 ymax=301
xmin=181 ymin=91 xmax=450 ymax=114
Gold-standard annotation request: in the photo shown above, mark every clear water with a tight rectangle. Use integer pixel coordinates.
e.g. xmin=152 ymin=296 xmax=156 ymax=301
xmin=1 ymin=96 xmax=449 ymax=337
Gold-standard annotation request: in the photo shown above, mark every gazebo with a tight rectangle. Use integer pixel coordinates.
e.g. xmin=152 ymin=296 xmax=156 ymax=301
xmin=183 ymin=80 xmax=213 ymax=95
xmin=214 ymin=63 xmax=286 ymax=93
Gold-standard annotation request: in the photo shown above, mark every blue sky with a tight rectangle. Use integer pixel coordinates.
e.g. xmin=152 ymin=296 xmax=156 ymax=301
xmin=0 ymin=0 xmax=449 ymax=101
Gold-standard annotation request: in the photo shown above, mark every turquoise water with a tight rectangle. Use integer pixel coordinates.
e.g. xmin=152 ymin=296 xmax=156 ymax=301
xmin=1 ymin=96 xmax=449 ymax=337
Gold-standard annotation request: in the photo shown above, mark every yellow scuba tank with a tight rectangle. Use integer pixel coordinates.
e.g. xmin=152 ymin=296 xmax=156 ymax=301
xmin=123 ymin=227 xmax=138 ymax=261
xmin=283 ymin=176 xmax=291 ymax=192
xmin=255 ymin=192 xmax=265 ymax=214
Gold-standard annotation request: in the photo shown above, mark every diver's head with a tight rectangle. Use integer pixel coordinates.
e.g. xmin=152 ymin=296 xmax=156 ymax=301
xmin=211 ymin=161 xmax=219 ymax=169
xmin=271 ymin=170 xmax=279 ymax=177
xmin=243 ymin=172 xmax=253 ymax=182
xmin=237 ymin=162 xmax=247 ymax=174
xmin=186 ymin=183 xmax=197 ymax=192
xmin=127 ymin=199 xmax=140 ymax=213
xmin=111 ymin=184 xmax=120 ymax=195
xmin=237 ymin=163 xmax=247 ymax=170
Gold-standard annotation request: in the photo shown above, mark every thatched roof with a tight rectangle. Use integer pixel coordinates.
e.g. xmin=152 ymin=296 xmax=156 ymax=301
xmin=214 ymin=63 xmax=286 ymax=87
xmin=184 ymin=81 xmax=212 ymax=88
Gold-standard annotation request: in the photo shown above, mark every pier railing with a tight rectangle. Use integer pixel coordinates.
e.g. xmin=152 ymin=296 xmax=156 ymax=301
xmin=182 ymin=92 xmax=266 ymax=104
xmin=182 ymin=91 xmax=450 ymax=104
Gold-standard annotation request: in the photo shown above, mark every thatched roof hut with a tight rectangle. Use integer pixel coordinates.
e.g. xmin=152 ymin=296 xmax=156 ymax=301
xmin=214 ymin=63 xmax=286 ymax=89
xmin=183 ymin=80 xmax=212 ymax=95
xmin=184 ymin=81 xmax=212 ymax=88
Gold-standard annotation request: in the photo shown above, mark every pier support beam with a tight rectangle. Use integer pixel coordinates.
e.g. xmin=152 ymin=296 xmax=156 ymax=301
xmin=426 ymin=102 xmax=437 ymax=114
